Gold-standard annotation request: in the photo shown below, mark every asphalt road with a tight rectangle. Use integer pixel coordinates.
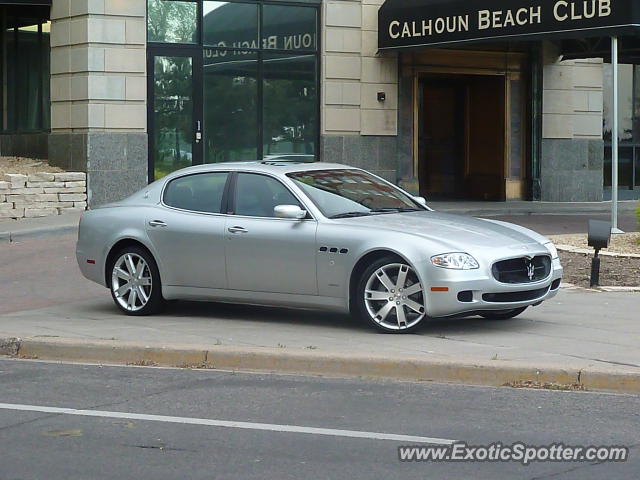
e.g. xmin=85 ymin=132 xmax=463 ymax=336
xmin=0 ymin=359 xmax=638 ymax=480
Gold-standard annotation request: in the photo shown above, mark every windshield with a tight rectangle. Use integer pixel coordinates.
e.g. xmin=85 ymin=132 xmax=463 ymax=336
xmin=287 ymin=169 xmax=426 ymax=219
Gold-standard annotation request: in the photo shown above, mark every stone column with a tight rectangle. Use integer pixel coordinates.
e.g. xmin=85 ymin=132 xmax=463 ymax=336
xmin=540 ymin=42 xmax=605 ymax=202
xmin=321 ymin=0 xmax=400 ymax=184
xmin=49 ymin=0 xmax=148 ymax=206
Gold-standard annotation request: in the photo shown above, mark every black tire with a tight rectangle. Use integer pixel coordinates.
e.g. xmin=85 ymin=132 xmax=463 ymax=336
xmin=479 ymin=307 xmax=527 ymax=320
xmin=353 ymin=255 xmax=427 ymax=334
xmin=107 ymin=245 xmax=164 ymax=316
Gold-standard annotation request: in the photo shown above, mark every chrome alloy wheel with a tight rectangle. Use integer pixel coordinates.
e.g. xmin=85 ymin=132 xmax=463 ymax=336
xmin=364 ymin=263 xmax=426 ymax=331
xmin=111 ymin=253 xmax=153 ymax=312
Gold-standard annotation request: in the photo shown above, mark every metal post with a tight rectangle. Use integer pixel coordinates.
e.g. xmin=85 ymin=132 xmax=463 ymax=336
xmin=611 ymin=36 xmax=625 ymax=234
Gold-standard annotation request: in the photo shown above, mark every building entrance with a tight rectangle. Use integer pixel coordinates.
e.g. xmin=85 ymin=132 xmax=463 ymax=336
xmin=419 ymin=73 xmax=506 ymax=201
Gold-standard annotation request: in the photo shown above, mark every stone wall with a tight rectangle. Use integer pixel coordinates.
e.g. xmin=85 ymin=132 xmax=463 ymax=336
xmin=0 ymin=172 xmax=87 ymax=219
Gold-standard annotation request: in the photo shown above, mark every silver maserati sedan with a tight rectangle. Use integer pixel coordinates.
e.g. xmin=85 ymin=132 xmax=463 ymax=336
xmin=76 ymin=162 xmax=563 ymax=333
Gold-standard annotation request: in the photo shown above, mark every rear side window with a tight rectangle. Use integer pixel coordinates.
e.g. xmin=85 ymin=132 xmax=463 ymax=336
xmin=164 ymin=172 xmax=228 ymax=213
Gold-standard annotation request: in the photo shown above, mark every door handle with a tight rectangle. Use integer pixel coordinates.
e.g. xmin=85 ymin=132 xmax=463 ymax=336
xmin=228 ymin=226 xmax=248 ymax=234
xmin=149 ymin=220 xmax=167 ymax=228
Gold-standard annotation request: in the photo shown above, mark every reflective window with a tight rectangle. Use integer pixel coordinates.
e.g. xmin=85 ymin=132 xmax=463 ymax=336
xmin=204 ymin=51 xmax=258 ymax=162
xmin=288 ymin=170 xmax=422 ymax=219
xmin=1 ymin=13 xmax=50 ymax=133
xmin=263 ymin=53 xmax=317 ymax=158
xmin=235 ymin=173 xmax=301 ymax=217
xmin=148 ymin=0 xmax=198 ymax=44
xmin=262 ymin=5 xmax=316 ymax=51
xmin=153 ymin=56 xmax=194 ymax=179
xmin=203 ymin=1 xmax=258 ymax=47
xmin=603 ymin=63 xmax=640 ymax=191
xmin=164 ymin=172 xmax=229 ymax=213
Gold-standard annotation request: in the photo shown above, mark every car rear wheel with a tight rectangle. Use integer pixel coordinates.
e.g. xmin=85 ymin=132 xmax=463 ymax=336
xmin=109 ymin=246 xmax=163 ymax=316
xmin=355 ymin=256 xmax=427 ymax=334
xmin=478 ymin=307 xmax=527 ymax=320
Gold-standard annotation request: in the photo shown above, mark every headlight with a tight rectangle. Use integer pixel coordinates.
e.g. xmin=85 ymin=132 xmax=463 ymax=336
xmin=544 ymin=242 xmax=558 ymax=259
xmin=431 ymin=253 xmax=479 ymax=270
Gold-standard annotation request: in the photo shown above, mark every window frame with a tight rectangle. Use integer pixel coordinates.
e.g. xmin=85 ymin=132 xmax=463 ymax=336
xmin=161 ymin=170 xmax=233 ymax=215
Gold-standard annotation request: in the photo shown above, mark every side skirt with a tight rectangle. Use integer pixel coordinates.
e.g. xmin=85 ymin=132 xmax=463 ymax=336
xmin=162 ymin=286 xmax=349 ymax=313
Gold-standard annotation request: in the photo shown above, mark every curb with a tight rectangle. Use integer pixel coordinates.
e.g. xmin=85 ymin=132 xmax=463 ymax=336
xmin=2 ymin=336 xmax=639 ymax=394
xmin=556 ymin=244 xmax=640 ymax=259
xmin=0 ymin=224 xmax=78 ymax=243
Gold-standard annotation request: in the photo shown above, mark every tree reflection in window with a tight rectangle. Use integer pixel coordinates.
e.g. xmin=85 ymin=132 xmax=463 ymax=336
xmin=153 ymin=56 xmax=194 ymax=179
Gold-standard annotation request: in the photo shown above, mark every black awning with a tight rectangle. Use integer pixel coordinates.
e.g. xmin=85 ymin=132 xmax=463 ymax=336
xmin=0 ymin=0 xmax=51 ymax=4
xmin=379 ymin=0 xmax=640 ymax=51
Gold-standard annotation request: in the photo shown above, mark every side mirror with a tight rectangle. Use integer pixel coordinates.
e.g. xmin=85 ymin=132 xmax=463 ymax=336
xmin=274 ymin=205 xmax=307 ymax=220
xmin=413 ymin=196 xmax=428 ymax=207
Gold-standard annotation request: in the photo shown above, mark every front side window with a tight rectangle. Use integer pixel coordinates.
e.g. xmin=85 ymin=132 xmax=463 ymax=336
xmin=288 ymin=170 xmax=424 ymax=219
xmin=164 ymin=172 xmax=229 ymax=213
xmin=234 ymin=173 xmax=301 ymax=218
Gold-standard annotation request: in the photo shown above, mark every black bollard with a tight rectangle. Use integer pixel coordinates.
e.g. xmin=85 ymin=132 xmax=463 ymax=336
xmin=587 ymin=220 xmax=611 ymax=288
xmin=590 ymin=248 xmax=601 ymax=287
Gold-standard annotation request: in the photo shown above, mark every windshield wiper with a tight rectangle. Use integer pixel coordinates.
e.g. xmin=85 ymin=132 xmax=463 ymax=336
xmin=369 ymin=208 xmax=421 ymax=214
xmin=330 ymin=211 xmax=372 ymax=219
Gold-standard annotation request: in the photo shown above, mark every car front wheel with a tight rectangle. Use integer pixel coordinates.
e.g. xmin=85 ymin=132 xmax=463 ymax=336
xmin=354 ymin=256 xmax=427 ymax=334
xmin=108 ymin=246 xmax=164 ymax=316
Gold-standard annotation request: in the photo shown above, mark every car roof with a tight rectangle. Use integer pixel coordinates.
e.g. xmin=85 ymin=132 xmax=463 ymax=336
xmin=164 ymin=161 xmax=358 ymax=178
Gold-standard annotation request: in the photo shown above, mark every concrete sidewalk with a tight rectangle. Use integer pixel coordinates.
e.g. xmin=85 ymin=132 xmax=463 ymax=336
xmin=0 ymin=212 xmax=81 ymax=243
xmin=1 ymin=288 xmax=639 ymax=392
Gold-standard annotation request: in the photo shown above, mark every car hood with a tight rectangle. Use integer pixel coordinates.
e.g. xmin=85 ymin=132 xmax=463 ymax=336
xmin=342 ymin=211 xmax=548 ymax=250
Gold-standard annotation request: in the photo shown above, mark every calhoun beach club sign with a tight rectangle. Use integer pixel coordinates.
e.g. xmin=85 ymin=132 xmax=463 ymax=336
xmin=378 ymin=0 xmax=638 ymax=50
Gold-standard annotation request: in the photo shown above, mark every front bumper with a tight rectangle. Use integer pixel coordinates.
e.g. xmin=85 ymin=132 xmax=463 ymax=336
xmin=421 ymin=257 xmax=563 ymax=318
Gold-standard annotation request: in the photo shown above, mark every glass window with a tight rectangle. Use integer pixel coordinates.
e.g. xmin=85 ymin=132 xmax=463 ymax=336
xmin=153 ymin=56 xmax=194 ymax=179
xmin=509 ymin=78 xmax=524 ymax=179
xmin=234 ymin=173 xmax=301 ymax=217
xmin=263 ymin=53 xmax=317 ymax=158
xmin=603 ymin=63 xmax=638 ymax=143
xmin=204 ymin=50 xmax=258 ymax=162
xmin=262 ymin=5 xmax=316 ymax=51
xmin=164 ymin=172 xmax=229 ymax=213
xmin=287 ymin=170 xmax=423 ymax=219
xmin=17 ymin=23 xmax=42 ymax=131
xmin=203 ymin=1 xmax=258 ymax=48
xmin=147 ymin=0 xmax=198 ymax=44
xmin=2 ymin=15 xmax=50 ymax=133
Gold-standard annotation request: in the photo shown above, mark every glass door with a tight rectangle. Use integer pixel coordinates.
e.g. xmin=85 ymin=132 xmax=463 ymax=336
xmin=148 ymin=48 xmax=203 ymax=181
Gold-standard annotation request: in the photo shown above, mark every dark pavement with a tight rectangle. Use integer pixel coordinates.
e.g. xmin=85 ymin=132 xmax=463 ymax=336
xmin=0 ymin=359 xmax=638 ymax=480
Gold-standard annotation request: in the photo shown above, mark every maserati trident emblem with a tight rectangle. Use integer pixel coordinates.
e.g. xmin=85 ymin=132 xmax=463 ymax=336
xmin=526 ymin=261 xmax=535 ymax=281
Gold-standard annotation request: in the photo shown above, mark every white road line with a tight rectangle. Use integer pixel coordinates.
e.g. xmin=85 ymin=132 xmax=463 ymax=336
xmin=0 ymin=402 xmax=455 ymax=445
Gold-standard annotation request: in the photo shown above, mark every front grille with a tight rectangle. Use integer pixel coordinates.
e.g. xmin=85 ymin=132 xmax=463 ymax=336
xmin=492 ymin=255 xmax=551 ymax=284
xmin=482 ymin=287 xmax=549 ymax=303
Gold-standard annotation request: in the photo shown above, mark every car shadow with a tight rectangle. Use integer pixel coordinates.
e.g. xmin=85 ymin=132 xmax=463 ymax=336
xmin=160 ymin=300 xmax=361 ymax=332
